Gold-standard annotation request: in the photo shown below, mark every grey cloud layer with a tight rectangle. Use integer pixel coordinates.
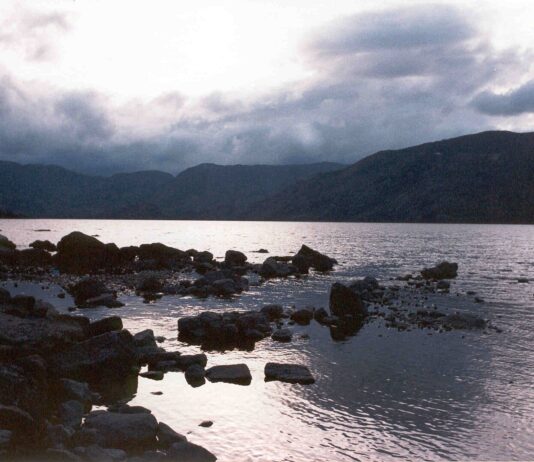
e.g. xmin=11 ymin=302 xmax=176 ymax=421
xmin=0 ymin=4 xmax=532 ymax=174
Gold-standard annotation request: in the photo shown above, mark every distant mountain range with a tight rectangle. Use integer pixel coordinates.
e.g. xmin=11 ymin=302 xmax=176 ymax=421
xmin=0 ymin=130 xmax=533 ymax=223
xmin=0 ymin=160 xmax=342 ymax=219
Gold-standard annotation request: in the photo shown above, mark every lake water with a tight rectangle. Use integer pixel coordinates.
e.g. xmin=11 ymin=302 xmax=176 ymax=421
xmin=1 ymin=219 xmax=533 ymax=461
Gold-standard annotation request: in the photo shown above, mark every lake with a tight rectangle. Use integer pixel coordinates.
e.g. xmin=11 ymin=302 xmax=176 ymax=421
xmin=1 ymin=219 xmax=533 ymax=461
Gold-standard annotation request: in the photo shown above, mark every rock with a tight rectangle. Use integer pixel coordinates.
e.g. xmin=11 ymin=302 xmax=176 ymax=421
xmin=30 ymin=239 xmax=57 ymax=252
xmin=441 ymin=313 xmax=486 ymax=330
xmin=292 ymin=244 xmax=336 ymax=272
xmin=139 ymin=371 xmax=164 ymax=380
xmin=69 ymin=278 xmax=108 ymax=305
xmin=178 ymin=311 xmax=270 ymax=349
xmin=59 ymin=400 xmax=84 ymax=429
xmin=271 ymin=328 xmax=292 ymax=342
xmin=185 ymin=364 xmax=206 ymax=386
xmin=259 ymin=257 xmax=296 ymax=278
xmin=199 ymin=421 xmax=213 ymax=428
xmin=49 ymin=330 xmax=138 ymax=379
xmin=56 ymin=232 xmax=120 ymax=274
xmin=167 ymin=441 xmax=217 ymax=462
xmin=260 ymin=304 xmax=284 ymax=320
xmin=329 ymin=283 xmax=367 ymax=319
xmin=137 ymin=243 xmax=189 ymax=269
xmin=264 ymin=363 xmax=315 ymax=385
xmin=17 ymin=248 xmax=53 ymax=267
xmin=421 ymin=261 xmax=458 ymax=280
xmin=0 ymin=288 xmax=10 ymax=304
xmin=0 ymin=311 xmax=86 ymax=350
xmin=0 ymin=429 xmax=12 ymax=449
xmin=437 ymin=280 xmax=451 ymax=290
xmin=134 ymin=329 xmax=157 ymax=348
xmin=517 ymin=277 xmax=529 ymax=283
xmin=255 ymin=248 xmax=269 ymax=253
xmin=59 ymin=379 xmax=93 ymax=412
xmin=73 ymin=444 xmax=121 ymax=462
xmin=45 ymin=448 xmax=83 ymax=461
xmin=224 ymin=250 xmax=247 ymax=267
xmin=84 ymin=294 xmax=124 ymax=309
xmin=156 ymin=422 xmax=187 ymax=448
xmin=177 ymin=354 xmax=208 ymax=370
xmin=112 ymin=404 xmax=151 ymax=415
xmin=205 ymin=364 xmax=252 ymax=385
xmin=0 ymin=405 xmax=37 ymax=442
xmin=84 ymin=410 xmax=158 ymax=450
xmin=87 ymin=316 xmax=123 ymax=337
xmin=211 ymin=278 xmax=237 ymax=297
xmin=313 ymin=307 xmax=329 ymax=323
xmin=194 ymin=251 xmax=214 ymax=264
xmin=136 ymin=275 xmax=164 ymax=293
xmin=11 ymin=294 xmax=36 ymax=311
xmin=349 ymin=276 xmax=380 ymax=296
xmin=0 ymin=234 xmax=16 ymax=250
xmin=290 ymin=308 xmax=313 ymax=325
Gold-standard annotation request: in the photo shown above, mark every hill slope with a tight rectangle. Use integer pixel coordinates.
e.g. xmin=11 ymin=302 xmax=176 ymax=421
xmin=244 ymin=131 xmax=534 ymax=224
xmin=0 ymin=161 xmax=343 ymax=218
xmin=152 ymin=162 xmax=343 ymax=219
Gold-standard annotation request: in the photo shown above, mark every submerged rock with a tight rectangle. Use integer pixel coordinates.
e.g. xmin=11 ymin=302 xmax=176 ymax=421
xmin=271 ymin=328 xmax=292 ymax=342
xmin=264 ymin=363 xmax=315 ymax=385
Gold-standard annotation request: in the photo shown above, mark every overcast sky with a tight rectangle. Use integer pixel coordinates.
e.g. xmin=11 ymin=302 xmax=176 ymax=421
xmin=0 ymin=0 xmax=533 ymax=175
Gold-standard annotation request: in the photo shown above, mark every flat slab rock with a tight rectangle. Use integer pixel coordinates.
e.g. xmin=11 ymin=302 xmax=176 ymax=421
xmin=264 ymin=362 xmax=315 ymax=385
xmin=83 ymin=410 xmax=158 ymax=450
xmin=205 ymin=364 xmax=252 ymax=385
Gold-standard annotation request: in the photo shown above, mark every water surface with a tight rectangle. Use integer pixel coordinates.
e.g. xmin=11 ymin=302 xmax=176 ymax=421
xmin=1 ymin=219 xmax=533 ymax=461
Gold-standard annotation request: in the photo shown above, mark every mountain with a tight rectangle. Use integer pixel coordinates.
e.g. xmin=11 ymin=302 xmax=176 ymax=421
xmin=243 ymin=131 xmax=534 ymax=224
xmin=152 ymin=162 xmax=344 ymax=219
xmin=0 ymin=161 xmax=174 ymax=218
xmin=0 ymin=161 xmax=343 ymax=219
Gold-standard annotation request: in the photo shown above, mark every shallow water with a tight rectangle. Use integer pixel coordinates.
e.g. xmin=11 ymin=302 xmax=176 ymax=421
xmin=1 ymin=219 xmax=533 ymax=461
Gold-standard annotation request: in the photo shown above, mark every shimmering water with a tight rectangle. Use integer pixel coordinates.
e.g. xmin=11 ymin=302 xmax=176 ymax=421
xmin=1 ymin=219 xmax=533 ymax=461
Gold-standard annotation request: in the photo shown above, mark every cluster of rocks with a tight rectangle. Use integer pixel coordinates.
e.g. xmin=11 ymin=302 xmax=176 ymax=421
xmin=1 ymin=232 xmax=338 ymax=303
xmin=0 ymin=288 xmax=218 ymax=461
xmin=326 ymin=261 xmax=497 ymax=336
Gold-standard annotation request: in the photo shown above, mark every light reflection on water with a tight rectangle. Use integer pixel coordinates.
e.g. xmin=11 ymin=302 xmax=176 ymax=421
xmin=1 ymin=219 xmax=533 ymax=461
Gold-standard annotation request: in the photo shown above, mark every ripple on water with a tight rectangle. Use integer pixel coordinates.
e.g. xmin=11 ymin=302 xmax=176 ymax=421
xmin=1 ymin=220 xmax=533 ymax=461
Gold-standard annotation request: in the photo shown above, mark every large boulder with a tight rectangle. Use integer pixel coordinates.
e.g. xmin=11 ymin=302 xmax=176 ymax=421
xmin=224 ymin=250 xmax=247 ymax=267
xmin=421 ymin=261 xmax=458 ymax=280
xmin=329 ymin=283 xmax=367 ymax=319
xmin=55 ymin=232 xmax=120 ymax=274
xmin=292 ymin=245 xmax=336 ymax=273
xmin=49 ymin=330 xmax=138 ymax=379
xmin=137 ymin=243 xmax=189 ymax=269
xmin=86 ymin=316 xmax=123 ymax=337
xmin=83 ymin=410 xmax=158 ymax=450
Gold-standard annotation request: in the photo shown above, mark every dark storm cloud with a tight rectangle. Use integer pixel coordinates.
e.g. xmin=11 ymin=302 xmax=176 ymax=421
xmin=0 ymin=4 xmax=531 ymax=174
xmin=472 ymin=80 xmax=534 ymax=115
xmin=307 ymin=4 xmax=475 ymax=56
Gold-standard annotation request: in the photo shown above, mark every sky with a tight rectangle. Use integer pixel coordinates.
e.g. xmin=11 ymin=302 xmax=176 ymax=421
xmin=0 ymin=0 xmax=533 ymax=175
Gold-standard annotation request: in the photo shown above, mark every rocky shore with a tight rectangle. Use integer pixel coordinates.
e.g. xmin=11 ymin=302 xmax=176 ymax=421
xmin=0 ymin=231 xmax=500 ymax=460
